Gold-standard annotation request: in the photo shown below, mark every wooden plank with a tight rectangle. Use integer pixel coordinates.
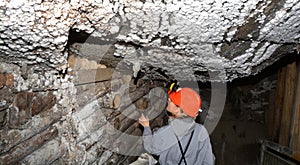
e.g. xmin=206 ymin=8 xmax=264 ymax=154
xmin=272 ymin=66 xmax=286 ymax=142
xmin=75 ymin=80 xmax=111 ymax=108
xmin=293 ymin=151 xmax=300 ymax=162
xmin=279 ymin=61 xmax=297 ymax=146
xmin=0 ymin=127 xmax=58 ymax=165
xmin=74 ymin=68 xmax=114 ymax=85
xmin=290 ymin=61 xmax=300 ymax=151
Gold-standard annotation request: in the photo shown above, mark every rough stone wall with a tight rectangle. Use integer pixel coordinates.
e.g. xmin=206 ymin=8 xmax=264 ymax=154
xmin=227 ymin=76 xmax=277 ymax=122
xmin=0 ymin=51 xmax=167 ymax=164
xmin=1 ymin=0 xmax=299 ymax=82
xmin=0 ymin=61 xmax=75 ymax=164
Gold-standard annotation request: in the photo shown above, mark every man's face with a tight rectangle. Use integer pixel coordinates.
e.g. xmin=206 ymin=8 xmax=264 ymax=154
xmin=167 ymin=98 xmax=181 ymax=116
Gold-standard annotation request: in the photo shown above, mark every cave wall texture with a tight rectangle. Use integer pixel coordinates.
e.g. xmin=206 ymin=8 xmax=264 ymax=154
xmin=0 ymin=0 xmax=300 ymax=164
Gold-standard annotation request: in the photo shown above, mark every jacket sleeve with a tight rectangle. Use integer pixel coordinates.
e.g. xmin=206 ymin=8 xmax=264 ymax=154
xmin=202 ymin=138 xmax=215 ymax=165
xmin=142 ymin=127 xmax=155 ymax=153
xmin=197 ymin=125 xmax=215 ymax=165
xmin=142 ymin=126 xmax=178 ymax=155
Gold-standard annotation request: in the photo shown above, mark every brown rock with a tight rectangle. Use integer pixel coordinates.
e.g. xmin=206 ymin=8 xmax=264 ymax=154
xmin=32 ymin=93 xmax=56 ymax=116
xmin=9 ymin=92 xmax=34 ymax=128
xmin=31 ymin=94 xmax=43 ymax=116
xmin=5 ymin=74 xmax=14 ymax=87
xmin=0 ymin=74 xmax=6 ymax=88
xmin=67 ymin=55 xmax=78 ymax=69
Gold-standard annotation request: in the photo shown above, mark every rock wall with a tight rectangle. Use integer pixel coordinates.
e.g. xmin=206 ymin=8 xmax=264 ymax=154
xmin=0 ymin=61 xmax=74 ymax=164
xmin=0 ymin=51 xmax=167 ymax=164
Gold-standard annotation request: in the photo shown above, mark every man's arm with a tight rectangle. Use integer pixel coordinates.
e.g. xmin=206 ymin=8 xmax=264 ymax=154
xmin=139 ymin=114 xmax=158 ymax=154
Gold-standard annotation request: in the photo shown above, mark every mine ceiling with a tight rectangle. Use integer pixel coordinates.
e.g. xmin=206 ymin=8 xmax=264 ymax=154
xmin=0 ymin=0 xmax=300 ymax=82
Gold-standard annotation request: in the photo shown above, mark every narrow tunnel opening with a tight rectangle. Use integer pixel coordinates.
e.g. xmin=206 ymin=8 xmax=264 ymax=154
xmin=209 ymin=51 xmax=300 ymax=165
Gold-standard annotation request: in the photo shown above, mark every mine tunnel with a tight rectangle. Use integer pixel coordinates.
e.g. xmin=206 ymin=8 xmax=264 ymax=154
xmin=0 ymin=0 xmax=300 ymax=165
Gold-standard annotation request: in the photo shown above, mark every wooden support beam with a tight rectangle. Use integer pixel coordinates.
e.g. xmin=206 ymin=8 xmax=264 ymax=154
xmin=113 ymin=107 xmax=141 ymax=133
xmin=21 ymin=140 xmax=64 ymax=165
xmin=0 ymin=127 xmax=58 ymax=165
xmin=0 ymin=108 xmax=63 ymax=154
xmin=279 ymin=61 xmax=297 ymax=146
xmin=74 ymin=68 xmax=114 ymax=85
xmin=118 ymin=86 xmax=149 ymax=110
xmin=76 ymin=80 xmax=112 ymax=108
xmin=113 ymin=94 xmax=121 ymax=109
xmin=290 ymin=61 xmax=300 ymax=152
xmin=272 ymin=66 xmax=286 ymax=142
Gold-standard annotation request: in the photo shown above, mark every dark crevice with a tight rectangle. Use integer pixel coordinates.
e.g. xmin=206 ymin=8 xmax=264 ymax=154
xmin=67 ymin=29 xmax=91 ymax=45
xmin=67 ymin=29 xmax=118 ymax=46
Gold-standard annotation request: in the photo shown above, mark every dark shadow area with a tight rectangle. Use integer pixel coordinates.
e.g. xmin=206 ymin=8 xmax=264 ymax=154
xmin=209 ymin=52 xmax=300 ymax=165
xmin=67 ymin=29 xmax=91 ymax=46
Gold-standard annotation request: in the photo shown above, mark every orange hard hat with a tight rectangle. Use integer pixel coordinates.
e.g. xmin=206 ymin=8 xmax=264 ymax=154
xmin=168 ymin=88 xmax=202 ymax=118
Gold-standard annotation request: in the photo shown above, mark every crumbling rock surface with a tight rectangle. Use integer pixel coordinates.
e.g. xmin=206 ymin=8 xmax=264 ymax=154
xmin=0 ymin=0 xmax=299 ymax=82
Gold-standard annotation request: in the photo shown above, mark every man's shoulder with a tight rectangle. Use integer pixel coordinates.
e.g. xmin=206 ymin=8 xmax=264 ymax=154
xmin=194 ymin=123 xmax=209 ymax=141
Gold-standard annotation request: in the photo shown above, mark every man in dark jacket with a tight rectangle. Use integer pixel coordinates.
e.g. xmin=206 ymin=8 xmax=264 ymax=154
xmin=139 ymin=87 xmax=215 ymax=165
